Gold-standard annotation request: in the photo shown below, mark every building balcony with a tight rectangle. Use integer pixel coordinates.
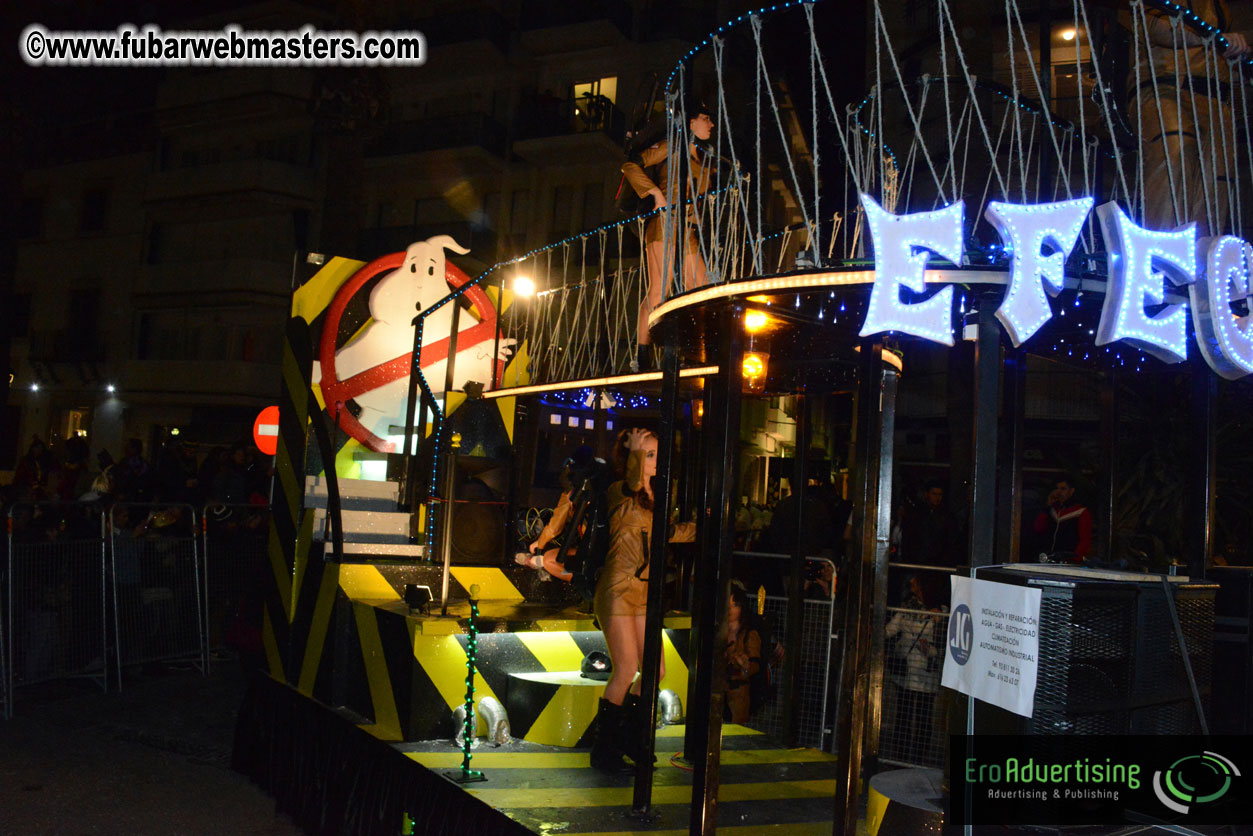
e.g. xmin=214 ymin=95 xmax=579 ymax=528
xmin=122 ymin=359 xmax=280 ymax=402
xmin=28 ymin=329 xmax=108 ymax=364
xmin=135 ymin=259 xmax=292 ymax=301
xmin=519 ymin=0 xmax=632 ymax=37
xmin=365 ymin=114 xmax=507 ymax=159
xmin=145 ymin=159 xmax=316 ymax=203
xmin=416 ymin=7 xmax=511 ymax=54
xmin=515 ymin=93 xmax=625 ymax=143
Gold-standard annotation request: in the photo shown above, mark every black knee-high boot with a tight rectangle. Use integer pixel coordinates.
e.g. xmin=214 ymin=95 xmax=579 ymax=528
xmin=590 ymin=698 xmax=632 ymax=774
xmin=620 ymin=693 xmax=657 ymax=766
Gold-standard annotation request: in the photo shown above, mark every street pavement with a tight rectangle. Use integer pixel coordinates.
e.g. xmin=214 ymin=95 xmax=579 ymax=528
xmin=0 ymin=655 xmax=302 ymax=835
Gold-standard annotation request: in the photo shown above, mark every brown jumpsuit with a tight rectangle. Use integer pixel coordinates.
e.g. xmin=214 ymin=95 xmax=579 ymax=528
xmin=621 ymin=142 xmax=713 ymax=345
xmin=592 ymin=449 xmax=695 ymax=619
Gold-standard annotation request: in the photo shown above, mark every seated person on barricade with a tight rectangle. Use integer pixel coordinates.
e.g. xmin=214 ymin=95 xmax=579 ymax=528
xmin=884 ymin=574 xmax=945 ymax=753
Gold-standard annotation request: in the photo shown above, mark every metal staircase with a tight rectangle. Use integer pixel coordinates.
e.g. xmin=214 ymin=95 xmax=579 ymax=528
xmin=304 ymin=475 xmax=424 ymax=561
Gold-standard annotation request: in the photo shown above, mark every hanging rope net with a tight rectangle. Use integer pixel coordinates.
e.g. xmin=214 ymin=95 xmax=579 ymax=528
xmin=476 ymin=0 xmax=1253 ymax=392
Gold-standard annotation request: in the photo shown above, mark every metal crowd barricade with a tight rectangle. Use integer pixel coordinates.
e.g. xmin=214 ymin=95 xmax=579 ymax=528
xmin=877 ymin=561 xmax=957 ymax=769
xmin=108 ymin=503 xmax=206 ymax=685
xmin=5 ymin=503 xmax=109 ymax=713
xmin=729 ymin=551 xmax=838 ymax=750
xmin=201 ymin=503 xmax=272 ymax=663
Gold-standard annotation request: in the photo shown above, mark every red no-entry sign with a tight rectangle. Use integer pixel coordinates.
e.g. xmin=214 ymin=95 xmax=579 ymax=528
xmin=253 ymin=405 xmax=280 ymax=456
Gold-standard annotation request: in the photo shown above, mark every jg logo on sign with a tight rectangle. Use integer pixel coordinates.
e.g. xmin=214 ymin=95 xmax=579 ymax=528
xmin=949 ymin=603 xmax=973 ymax=665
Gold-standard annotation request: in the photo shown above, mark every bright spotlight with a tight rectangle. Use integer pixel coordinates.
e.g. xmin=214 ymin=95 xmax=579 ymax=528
xmin=744 ymin=310 xmax=770 ymax=333
xmin=105 ymin=384 xmax=116 ymax=394
xmin=742 ymin=353 xmax=765 ymax=379
xmin=1060 ymin=28 xmax=1076 ymax=41
xmin=30 ymin=382 xmax=39 ymax=392
xmin=514 ymin=276 xmax=536 ymax=297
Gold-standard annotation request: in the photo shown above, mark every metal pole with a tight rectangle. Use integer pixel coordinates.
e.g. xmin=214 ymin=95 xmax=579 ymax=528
xmin=439 ymin=432 xmax=461 ymax=615
xmin=996 ymin=345 xmax=1026 ymax=563
xmin=491 ymin=271 xmax=504 ymax=391
xmin=402 ymin=304 xmax=424 ymax=510
xmin=1186 ymin=362 xmax=1217 ymax=578
xmin=593 ymin=386 xmax=608 ymax=457
xmin=689 ymin=303 xmax=744 ymax=836
xmin=833 ymin=341 xmax=897 ymax=835
xmin=684 ymin=380 xmax=717 ymax=758
xmin=1098 ymin=360 xmax=1117 ymax=563
xmin=781 ymin=395 xmax=810 ymax=747
xmin=632 ymin=344 xmax=681 ymax=817
xmin=864 ymin=361 xmax=899 ymax=768
xmin=969 ymin=291 xmax=1001 ymax=568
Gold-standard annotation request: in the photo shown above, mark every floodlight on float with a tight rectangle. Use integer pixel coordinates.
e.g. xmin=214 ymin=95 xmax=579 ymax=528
xmin=744 ymin=309 xmax=770 ymax=333
xmin=742 ymin=351 xmax=769 ymax=393
xmin=513 ymin=276 xmax=536 ymax=297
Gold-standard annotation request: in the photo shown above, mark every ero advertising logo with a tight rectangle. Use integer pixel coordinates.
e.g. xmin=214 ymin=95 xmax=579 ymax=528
xmin=951 ymin=737 xmax=1252 ymax=827
xmin=1153 ymin=751 xmax=1241 ymax=815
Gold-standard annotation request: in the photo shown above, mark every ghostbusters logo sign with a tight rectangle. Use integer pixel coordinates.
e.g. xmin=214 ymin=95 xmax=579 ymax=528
xmin=316 ymin=236 xmax=513 ymax=453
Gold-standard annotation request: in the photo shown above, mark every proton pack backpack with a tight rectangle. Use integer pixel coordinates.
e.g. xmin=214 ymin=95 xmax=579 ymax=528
xmin=552 ymin=451 xmax=613 ymax=602
xmin=614 ymin=117 xmax=668 ymax=218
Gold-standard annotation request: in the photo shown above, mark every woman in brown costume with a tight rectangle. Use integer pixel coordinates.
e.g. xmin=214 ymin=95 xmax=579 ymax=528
xmin=590 ymin=427 xmax=695 ymax=773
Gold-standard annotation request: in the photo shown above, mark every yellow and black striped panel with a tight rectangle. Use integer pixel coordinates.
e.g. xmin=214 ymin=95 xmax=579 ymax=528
xmin=261 ymin=315 xmax=318 ymax=683
xmin=316 ymin=570 xmax=692 ymax=745
xmin=403 ymin=724 xmax=846 ymax=834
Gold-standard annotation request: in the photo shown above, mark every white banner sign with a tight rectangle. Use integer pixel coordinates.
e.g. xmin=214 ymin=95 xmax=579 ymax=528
xmin=941 ymin=575 xmax=1042 ymax=718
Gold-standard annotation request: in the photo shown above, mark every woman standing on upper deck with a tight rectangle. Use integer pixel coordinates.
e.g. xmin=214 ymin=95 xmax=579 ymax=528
xmin=590 ymin=427 xmax=695 ymax=773
xmin=621 ymin=104 xmax=715 ymax=370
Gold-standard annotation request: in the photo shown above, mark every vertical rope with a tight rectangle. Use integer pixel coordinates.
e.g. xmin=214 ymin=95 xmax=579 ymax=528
xmin=1074 ymin=0 xmax=1133 ymax=204
xmin=1007 ymin=0 xmax=1073 ymax=202
xmin=1134 ymin=1 xmax=1181 ymax=225
xmin=810 ymin=5 xmax=821 ymax=265
xmin=1181 ymin=28 xmax=1214 ymax=231
xmin=936 ymin=0 xmax=1009 ymax=197
xmin=714 ymin=37 xmax=760 ymax=275
xmin=755 ymin=23 xmax=764 ymax=273
xmin=751 ymin=16 xmax=815 ymax=254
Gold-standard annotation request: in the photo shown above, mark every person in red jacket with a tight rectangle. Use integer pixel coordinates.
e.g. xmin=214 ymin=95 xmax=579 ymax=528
xmin=1032 ymin=476 xmax=1092 ymax=562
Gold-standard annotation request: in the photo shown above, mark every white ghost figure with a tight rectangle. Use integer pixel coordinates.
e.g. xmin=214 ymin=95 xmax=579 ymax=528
xmin=330 ymin=235 xmax=513 ymax=442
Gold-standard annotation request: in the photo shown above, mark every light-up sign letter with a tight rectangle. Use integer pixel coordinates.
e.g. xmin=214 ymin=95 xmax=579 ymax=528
xmin=1094 ymin=202 xmax=1196 ymax=364
xmin=1191 ymin=236 xmax=1253 ymax=379
xmin=985 ymin=197 xmax=1093 ymax=347
xmin=859 ymin=194 xmax=963 ymax=346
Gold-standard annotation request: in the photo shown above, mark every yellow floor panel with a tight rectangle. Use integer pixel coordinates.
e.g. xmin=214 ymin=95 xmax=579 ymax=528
xmin=559 ymin=824 xmax=838 ymax=836
xmin=656 ymin=723 xmax=760 ymax=737
xmin=407 ymin=747 xmax=835 ymax=770
xmin=468 ymin=779 xmax=836 ymax=809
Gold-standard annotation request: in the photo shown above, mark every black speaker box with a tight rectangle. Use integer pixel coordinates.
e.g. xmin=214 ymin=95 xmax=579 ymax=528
xmin=1210 ymin=566 xmax=1253 ymax=733
xmin=971 ymin=565 xmax=1217 ymax=736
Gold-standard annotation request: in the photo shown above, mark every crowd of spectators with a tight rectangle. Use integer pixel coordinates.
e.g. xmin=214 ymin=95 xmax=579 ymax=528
xmin=8 ymin=436 xmax=272 ymax=507
xmin=4 ymin=435 xmax=274 ymax=542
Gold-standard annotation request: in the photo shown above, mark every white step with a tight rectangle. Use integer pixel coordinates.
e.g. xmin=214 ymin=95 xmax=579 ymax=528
xmin=313 ymin=507 xmax=411 ymax=543
xmin=337 ymin=542 xmax=426 ymax=559
xmin=305 ymin=475 xmax=399 ymax=501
